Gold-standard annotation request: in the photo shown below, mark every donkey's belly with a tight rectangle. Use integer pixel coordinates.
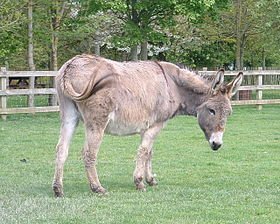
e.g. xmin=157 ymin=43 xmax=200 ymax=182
xmin=105 ymin=122 xmax=146 ymax=136
xmin=104 ymin=111 xmax=149 ymax=136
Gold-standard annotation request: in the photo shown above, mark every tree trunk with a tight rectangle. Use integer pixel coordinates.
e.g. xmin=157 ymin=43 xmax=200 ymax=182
xmin=93 ymin=43 xmax=100 ymax=56
xmin=130 ymin=0 xmax=139 ymax=61
xmin=51 ymin=35 xmax=58 ymax=71
xmin=27 ymin=0 xmax=35 ymax=107
xmin=50 ymin=0 xmax=66 ymax=71
xmin=262 ymin=48 xmax=266 ymax=69
xmin=140 ymin=42 xmax=148 ymax=60
xmin=235 ymin=42 xmax=241 ymax=70
xmin=28 ymin=0 xmax=35 ymax=71
xmin=235 ymin=0 xmax=242 ymax=70
xmin=93 ymin=34 xmax=101 ymax=56
xmin=49 ymin=1 xmax=66 ymax=106
xmin=130 ymin=45 xmax=138 ymax=61
xmin=93 ymin=44 xmax=100 ymax=56
xmin=50 ymin=7 xmax=58 ymax=71
xmin=240 ymin=37 xmax=244 ymax=69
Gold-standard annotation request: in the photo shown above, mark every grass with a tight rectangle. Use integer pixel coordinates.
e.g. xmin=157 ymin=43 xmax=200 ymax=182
xmin=250 ymin=89 xmax=280 ymax=100
xmin=7 ymin=95 xmax=50 ymax=108
xmin=0 ymin=105 xmax=280 ymax=224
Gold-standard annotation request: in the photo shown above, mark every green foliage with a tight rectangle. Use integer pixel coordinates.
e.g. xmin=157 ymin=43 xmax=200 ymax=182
xmin=0 ymin=32 xmax=25 ymax=63
xmin=166 ymin=40 xmax=235 ymax=68
xmin=1 ymin=105 xmax=280 ymax=223
xmin=197 ymin=0 xmax=280 ymax=68
xmin=83 ymin=0 xmax=230 ymax=51
xmin=0 ymin=0 xmax=279 ymax=69
xmin=0 ymin=0 xmax=26 ymax=67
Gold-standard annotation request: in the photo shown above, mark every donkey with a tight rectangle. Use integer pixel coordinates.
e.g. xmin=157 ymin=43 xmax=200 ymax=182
xmin=52 ymin=54 xmax=243 ymax=197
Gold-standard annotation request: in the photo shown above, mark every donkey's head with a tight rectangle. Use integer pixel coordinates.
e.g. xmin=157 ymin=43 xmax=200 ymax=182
xmin=197 ymin=69 xmax=243 ymax=150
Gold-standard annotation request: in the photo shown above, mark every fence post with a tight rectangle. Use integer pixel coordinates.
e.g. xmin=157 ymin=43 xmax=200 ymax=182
xmin=0 ymin=67 xmax=7 ymax=120
xmin=49 ymin=76 xmax=57 ymax=106
xmin=256 ymin=67 xmax=263 ymax=110
xmin=28 ymin=75 xmax=35 ymax=108
xmin=235 ymin=69 xmax=240 ymax=101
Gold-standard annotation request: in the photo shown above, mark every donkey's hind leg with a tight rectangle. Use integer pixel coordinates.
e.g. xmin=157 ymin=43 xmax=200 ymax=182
xmin=79 ymin=92 xmax=113 ymax=195
xmin=82 ymin=122 xmax=107 ymax=194
xmin=134 ymin=123 xmax=163 ymax=191
xmin=52 ymin=98 xmax=79 ymax=197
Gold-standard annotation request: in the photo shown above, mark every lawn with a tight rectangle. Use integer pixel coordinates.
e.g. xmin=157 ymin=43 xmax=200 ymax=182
xmin=0 ymin=105 xmax=280 ymax=224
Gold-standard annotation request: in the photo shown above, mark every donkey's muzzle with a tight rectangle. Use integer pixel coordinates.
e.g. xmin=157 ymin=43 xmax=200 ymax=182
xmin=210 ymin=141 xmax=222 ymax=150
xmin=209 ymin=132 xmax=223 ymax=150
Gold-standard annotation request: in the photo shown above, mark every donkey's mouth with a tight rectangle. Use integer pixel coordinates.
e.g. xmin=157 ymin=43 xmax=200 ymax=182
xmin=209 ymin=132 xmax=223 ymax=150
xmin=210 ymin=142 xmax=222 ymax=150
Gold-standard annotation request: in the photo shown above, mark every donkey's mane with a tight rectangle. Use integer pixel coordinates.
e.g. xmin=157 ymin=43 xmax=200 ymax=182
xmin=173 ymin=63 xmax=216 ymax=84
xmin=197 ymin=72 xmax=216 ymax=83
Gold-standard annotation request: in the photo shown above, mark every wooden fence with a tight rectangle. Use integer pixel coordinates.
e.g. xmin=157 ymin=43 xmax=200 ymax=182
xmin=0 ymin=67 xmax=280 ymax=120
xmin=0 ymin=67 xmax=58 ymax=120
xmin=198 ymin=68 xmax=280 ymax=110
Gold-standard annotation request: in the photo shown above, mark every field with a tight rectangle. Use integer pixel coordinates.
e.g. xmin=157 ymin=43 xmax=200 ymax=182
xmin=0 ymin=105 xmax=280 ymax=223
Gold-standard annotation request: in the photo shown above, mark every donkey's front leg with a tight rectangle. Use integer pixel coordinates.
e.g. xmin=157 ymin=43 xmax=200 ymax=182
xmin=134 ymin=145 xmax=149 ymax=191
xmin=83 ymin=124 xmax=107 ymax=194
xmin=145 ymin=148 xmax=158 ymax=186
xmin=133 ymin=123 xmax=163 ymax=191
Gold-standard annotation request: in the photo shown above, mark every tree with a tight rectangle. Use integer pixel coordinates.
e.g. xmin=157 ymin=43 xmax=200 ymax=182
xmin=85 ymin=0 xmax=229 ymax=61
xmin=2 ymin=0 xmax=279 ymax=71
xmin=28 ymin=0 xmax=35 ymax=71
xmin=249 ymin=0 xmax=280 ymax=68
xmin=0 ymin=0 xmax=23 ymax=31
xmin=200 ymin=0 xmax=280 ymax=69
xmin=49 ymin=0 xmax=67 ymax=71
xmin=0 ymin=0 xmax=26 ymax=67
xmin=73 ymin=9 xmax=123 ymax=56
xmin=164 ymin=16 xmax=235 ymax=68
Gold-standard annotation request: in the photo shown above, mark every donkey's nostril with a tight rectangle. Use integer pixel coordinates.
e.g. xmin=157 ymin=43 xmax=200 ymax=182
xmin=209 ymin=132 xmax=223 ymax=150
xmin=211 ymin=141 xmax=222 ymax=150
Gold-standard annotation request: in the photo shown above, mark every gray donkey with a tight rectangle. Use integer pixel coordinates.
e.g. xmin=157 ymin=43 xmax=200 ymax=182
xmin=52 ymin=54 xmax=243 ymax=197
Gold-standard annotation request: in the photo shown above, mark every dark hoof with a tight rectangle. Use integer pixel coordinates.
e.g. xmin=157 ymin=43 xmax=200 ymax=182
xmin=147 ymin=179 xmax=158 ymax=186
xmin=53 ymin=185 xmax=64 ymax=197
xmin=54 ymin=192 xmax=64 ymax=198
xmin=91 ymin=186 xmax=108 ymax=195
xmin=136 ymin=182 xmax=146 ymax=191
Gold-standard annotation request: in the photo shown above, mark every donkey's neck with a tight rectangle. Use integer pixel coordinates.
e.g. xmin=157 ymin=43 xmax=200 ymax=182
xmin=170 ymin=69 xmax=210 ymax=117
xmin=180 ymin=89 xmax=208 ymax=116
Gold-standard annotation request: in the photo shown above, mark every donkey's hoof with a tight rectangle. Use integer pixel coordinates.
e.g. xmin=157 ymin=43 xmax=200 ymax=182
xmin=54 ymin=192 xmax=64 ymax=198
xmin=53 ymin=185 xmax=64 ymax=198
xmin=136 ymin=182 xmax=146 ymax=191
xmin=147 ymin=179 xmax=158 ymax=186
xmin=98 ymin=188 xmax=108 ymax=195
xmin=91 ymin=186 xmax=108 ymax=195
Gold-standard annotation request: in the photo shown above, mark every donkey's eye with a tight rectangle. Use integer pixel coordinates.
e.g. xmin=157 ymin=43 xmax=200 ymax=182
xmin=209 ymin=109 xmax=216 ymax=115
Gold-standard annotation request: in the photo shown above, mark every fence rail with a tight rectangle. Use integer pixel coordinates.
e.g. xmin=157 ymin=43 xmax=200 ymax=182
xmin=0 ymin=68 xmax=58 ymax=119
xmin=199 ymin=68 xmax=280 ymax=109
xmin=1 ymin=67 xmax=280 ymax=119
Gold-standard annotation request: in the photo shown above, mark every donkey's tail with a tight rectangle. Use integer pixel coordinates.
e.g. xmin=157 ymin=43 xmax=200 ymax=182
xmin=62 ymin=72 xmax=96 ymax=102
xmin=57 ymin=55 xmax=106 ymax=102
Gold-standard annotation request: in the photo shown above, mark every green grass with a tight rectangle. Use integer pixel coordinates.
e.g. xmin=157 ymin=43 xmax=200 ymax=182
xmin=250 ymin=90 xmax=280 ymax=100
xmin=262 ymin=90 xmax=280 ymax=99
xmin=7 ymin=95 xmax=50 ymax=108
xmin=0 ymin=105 xmax=280 ymax=224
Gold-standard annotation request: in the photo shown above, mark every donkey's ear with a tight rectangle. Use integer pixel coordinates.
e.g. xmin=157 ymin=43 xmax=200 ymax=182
xmin=226 ymin=72 xmax=243 ymax=98
xmin=211 ymin=69 xmax=224 ymax=95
